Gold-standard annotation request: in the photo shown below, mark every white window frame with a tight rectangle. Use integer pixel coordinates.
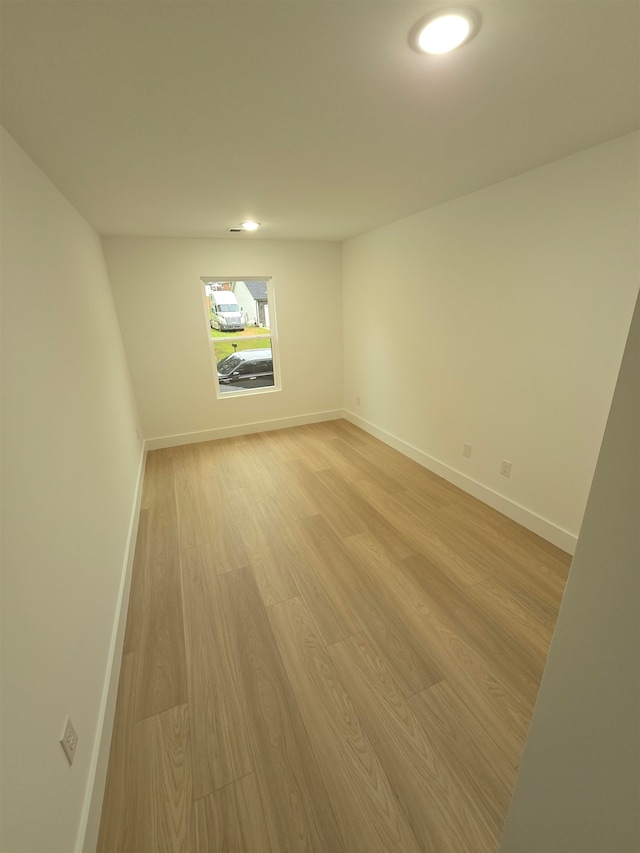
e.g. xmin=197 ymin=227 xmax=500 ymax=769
xmin=201 ymin=276 xmax=281 ymax=400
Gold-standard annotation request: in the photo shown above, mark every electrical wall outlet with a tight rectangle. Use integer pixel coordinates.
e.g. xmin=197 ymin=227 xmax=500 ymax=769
xmin=60 ymin=717 xmax=78 ymax=766
xmin=463 ymin=443 xmax=472 ymax=458
xmin=501 ymin=460 xmax=512 ymax=478
xmin=356 ymin=396 xmax=361 ymax=406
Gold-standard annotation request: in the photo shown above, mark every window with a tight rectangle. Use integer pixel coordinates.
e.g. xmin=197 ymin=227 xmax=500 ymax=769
xmin=202 ymin=277 xmax=280 ymax=397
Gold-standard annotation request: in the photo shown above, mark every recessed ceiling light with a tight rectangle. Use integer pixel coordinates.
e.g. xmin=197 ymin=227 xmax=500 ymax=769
xmin=410 ymin=7 xmax=480 ymax=55
xmin=240 ymin=220 xmax=260 ymax=231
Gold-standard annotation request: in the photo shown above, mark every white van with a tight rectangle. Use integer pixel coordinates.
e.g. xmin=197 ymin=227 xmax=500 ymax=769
xmin=208 ymin=289 xmax=244 ymax=331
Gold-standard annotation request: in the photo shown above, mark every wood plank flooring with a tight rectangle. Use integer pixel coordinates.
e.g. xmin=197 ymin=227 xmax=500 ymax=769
xmin=97 ymin=419 xmax=571 ymax=853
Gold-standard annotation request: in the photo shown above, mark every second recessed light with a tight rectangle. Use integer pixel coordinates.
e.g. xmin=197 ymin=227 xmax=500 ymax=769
xmin=410 ymin=7 xmax=480 ymax=55
xmin=240 ymin=220 xmax=260 ymax=231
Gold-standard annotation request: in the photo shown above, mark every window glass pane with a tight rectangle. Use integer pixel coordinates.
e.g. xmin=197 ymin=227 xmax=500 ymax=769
xmin=203 ymin=278 xmax=278 ymax=397
xmin=213 ymin=338 xmax=274 ymax=394
xmin=205 ymin=279 xmax=272 ymax=334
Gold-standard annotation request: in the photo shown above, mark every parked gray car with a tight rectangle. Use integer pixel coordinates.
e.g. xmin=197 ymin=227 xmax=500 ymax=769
xmin=217 ymin=348 xmax=274 ymax=391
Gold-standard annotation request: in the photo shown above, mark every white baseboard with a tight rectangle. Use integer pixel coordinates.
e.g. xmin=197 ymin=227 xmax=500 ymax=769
xmin=147 ymin=407 xmax=577 ymax=552
xmin=78 ymin=446 xmax=147 ymax=853
xmin=144 ymin=409 xmax=343 ymax=451
xmin=343 ymin=410 xmax=578 ymax=555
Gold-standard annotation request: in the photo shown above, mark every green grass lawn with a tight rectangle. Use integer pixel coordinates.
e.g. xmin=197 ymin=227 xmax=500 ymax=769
xmin=211 ymin=326 xmax=271 ymax=360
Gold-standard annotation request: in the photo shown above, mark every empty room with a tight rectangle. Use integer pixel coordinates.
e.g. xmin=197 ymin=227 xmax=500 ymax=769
xmin=1 ymin=2 xmax=638 ymax=852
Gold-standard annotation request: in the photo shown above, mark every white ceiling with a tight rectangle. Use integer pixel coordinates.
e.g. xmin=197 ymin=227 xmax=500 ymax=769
xmin=1 ymin=1 xmax=638 ymax=241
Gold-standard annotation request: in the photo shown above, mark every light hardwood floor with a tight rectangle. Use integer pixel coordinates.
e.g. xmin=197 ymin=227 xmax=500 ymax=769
xmin=97 ymin=419 xmax=571 ymax=852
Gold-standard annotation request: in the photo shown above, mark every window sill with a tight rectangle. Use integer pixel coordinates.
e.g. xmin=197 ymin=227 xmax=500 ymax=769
xmin=216 ymin=384 xmax=282 ymax=401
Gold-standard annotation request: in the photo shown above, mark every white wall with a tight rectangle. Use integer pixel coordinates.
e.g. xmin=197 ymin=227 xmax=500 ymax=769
xmin=0 ymin=129 xmax=143 ymax=852
xmin=500 ymin=290 xmax=639 ymax=852
xmin=102 ymin=237 xmax=343 ymax=444
xmin=342 ymin=133 xmax=639 ymax=550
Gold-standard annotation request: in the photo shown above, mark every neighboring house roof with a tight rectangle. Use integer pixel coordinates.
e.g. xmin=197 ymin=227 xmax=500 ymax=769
xmin=242 ymin=280 xmax=268 ymax=301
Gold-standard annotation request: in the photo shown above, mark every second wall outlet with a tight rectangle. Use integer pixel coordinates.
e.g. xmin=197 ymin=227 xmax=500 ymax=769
xmin=501 ymin=460 xmax=512 ymax=477
xmin=60 ymin=717 xmax=78 ymax=766
xmin=463 ymin=443 xmax=472 ymax=458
